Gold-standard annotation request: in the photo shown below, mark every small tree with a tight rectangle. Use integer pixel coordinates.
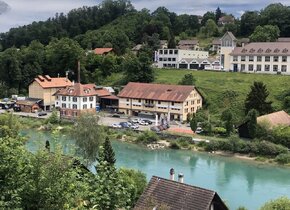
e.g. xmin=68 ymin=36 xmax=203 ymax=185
xmin=249 ymin=25 xmax=280 ymax=42
xmin=190 ymin=114 xmax=198 ymax=132
xmin=178 ymin=73 xmax=196 ymax=85
xmin=45 ymin=109 xmax=59 ymax=124
xmin=259 ymin=196 xmax=290 ymax=210
xmin=73 ymin=113 xmax=105 ymax=166
xmin=247 ymin=109 xmax=258 ymax=139
xmin=103 ymin=137 xmax=116 ymax=166
xmin=221 ymin=109 xmax=234 ymax=136
xmin=245 ymin=81 xmax=273 ymax=115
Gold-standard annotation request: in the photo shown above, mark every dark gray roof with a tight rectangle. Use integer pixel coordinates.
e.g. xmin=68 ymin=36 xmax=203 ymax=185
xmin=134 ymin=176 xmax=228 ymax=210
xmin=277 ymin=37 xmax=290 ymax=42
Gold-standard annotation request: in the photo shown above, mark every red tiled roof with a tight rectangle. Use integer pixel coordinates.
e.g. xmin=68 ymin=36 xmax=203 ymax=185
xmin=118 ymin=82 xmax=196 ymax=102
xmin=55 ymin=83 xmax=111 ymax=97
xmin=257 ymin=110 xmax=290 ymax=128
xmin=33 ymin=75 xmax=72 ymax=88
xmin=100 ymin=95 xmax=119 ymax=100
xmin=178 ymin=39 xmax=199 ymax=46
xmin=134 ymin=176 xmax=228 ymax=210
xmin=94 ymin=48 xmax=113 ymax=55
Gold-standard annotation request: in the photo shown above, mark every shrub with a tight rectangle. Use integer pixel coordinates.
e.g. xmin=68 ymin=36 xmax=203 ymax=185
xmin=213 ymin=127 xmax=227 ymax=136
xmin=137 ymin=131 xmax=159 ymax=144
xmin=176 ymin=137 xmax=190 ymax=148
xmin=275 ymin=153 xmax=290 ymax=164
xmin=255 ymin=141 xmax=288 ymax=156
xmin=170 ymin=142 xmax=181 ymax=149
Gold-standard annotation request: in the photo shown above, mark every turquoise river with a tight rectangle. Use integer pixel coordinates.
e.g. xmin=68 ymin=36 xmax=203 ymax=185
xmin=24 ymin=130 xmax=290 ymax=210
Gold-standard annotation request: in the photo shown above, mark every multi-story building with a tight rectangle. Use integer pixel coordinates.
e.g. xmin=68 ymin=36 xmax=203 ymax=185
xmin=54 ymin=83 xmax=113 ymax=119
xmin=157 ymin=49 xmax=209 ymax=69
xmin=29 ymin=75 xmax=72 ymax=111
xmin=220 ymin=32 xmax=290 ymax=75
xmin=118 ymin=82 xmax=203 ymax=122
xmin=229 ymin=42 xmax=290 ymax=74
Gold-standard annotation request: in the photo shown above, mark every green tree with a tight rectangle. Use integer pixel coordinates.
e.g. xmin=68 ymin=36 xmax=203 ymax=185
xmin=118 ymin=168 xmax=147 ymax=207
xmin=245 ymin=81 xmax=273 ymax=115
xmin=190 ymin=114 xmax=198 ymax=132
xmin=249 ymin=25 xmax=280 ymax=42
xmin=215 ymin=7 xmax=222 ymax=24
xmin=221 ymin=109 xmax=234 ymax=136
xmin=103 ymin=137 xmax=116 ymax=166
xmin=123 ymin=53 xmax=154 ymax=83
xmin=246 ymin=109 xmax=258 ymax=139
xmin=178 ymin=73 xmax=196 ymax=85
xmin=201 ymin=12 xmax=216 ymax=26
xmin=240 ymin=11 xmax=260 ymax=36
xmin=73 ymin=113 xmax=105 ymax=166
xmin=93 ymin=146 xmax=130 ymax=210
xmin=200 ymin=19 xmax=219 ymax=38
xmin=45 ymin=109 xmax=59 ymax=124
xmin=259 ymin=196 xmax=290 ymax=210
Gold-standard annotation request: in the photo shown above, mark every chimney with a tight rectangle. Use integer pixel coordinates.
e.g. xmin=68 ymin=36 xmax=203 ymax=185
xmin=77 ymin=60 xmax=81 ymax=83
xmin=72 ymin=80 xmax=75 ymax=86
xmin=178 ymin=173 xmax=184 ymax=183
xmin=65 ymin=71 xmax=68 ymax=82
xmin=169 ymin=168 xmax=175 ymax=181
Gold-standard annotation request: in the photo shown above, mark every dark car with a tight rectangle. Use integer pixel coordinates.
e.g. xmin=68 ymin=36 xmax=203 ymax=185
xmin=143 ymin=119 xmax=153 ymax=125
xmin=111 ymin=114 xmax=121 ymax=118
xmin=38 ymin=112 xmax=47 ymax=116
xmin=120 ymin=122 xmax=129 ymax=128
xmin=117 ymin=111 xmax=125 ymax=115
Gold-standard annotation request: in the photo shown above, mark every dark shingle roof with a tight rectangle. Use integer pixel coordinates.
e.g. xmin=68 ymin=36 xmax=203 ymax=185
xmin=134 ymin=176 xmax=228 ymax=210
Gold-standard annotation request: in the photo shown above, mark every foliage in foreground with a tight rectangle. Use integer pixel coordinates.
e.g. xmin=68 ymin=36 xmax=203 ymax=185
xmin=259 ymin=197 xmax=290 ymax=210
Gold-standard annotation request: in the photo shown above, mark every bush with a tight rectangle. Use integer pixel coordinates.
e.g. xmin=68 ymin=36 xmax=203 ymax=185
xmin=271 ymin=126 xmax=290 ymax=148
xmin=176 ymin=137 xmax=190 ymax=148
xmin=213 ymin=127 xmax=227 ymax=136
xmin=255 ymin=141 xmax=288 ymax=156
xmin=137 ymin=131 xmax=159 ymax=144
xmin=259 ymin=196 xmax=290 ymax=210
xmin=275 ymin=153 xmax=290 ymax=164
xmin=170 ymin=142 xmax=181 ymax=149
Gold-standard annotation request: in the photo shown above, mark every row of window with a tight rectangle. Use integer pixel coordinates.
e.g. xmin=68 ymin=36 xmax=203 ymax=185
xmin=159 ymin=49 xmax=179 ymax=55
xmin=185 ymin=100 xmax=201 ymax=106
xmin=233 ymin=55 xmax=288 ymax=62
xmin=159 ymin=57 xmax=177 ymax=62
xmin=240 ymin=64 xmax=288 ymax=72
xmin=126 ymin=99 xmax=181 ymax=106
xmin=58 ymin=96 xmax=94 ymax=102
xmin=61 ymin=104 xmax=94 ymax=109
xmin=61 ymin=110 xmax=78 ymax=117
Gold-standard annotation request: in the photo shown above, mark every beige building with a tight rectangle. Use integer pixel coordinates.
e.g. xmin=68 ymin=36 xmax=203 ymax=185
xmin=118 ymin=82 xmax=203 ymax=122
xmin=220 ymin=32 xmax=237 ymax=70
xmin=229 ymin=42 xmax=290 ymax=75
xmin=29 ymin=75 xmax=72 ymax=110
xmin=178 ymin=39 xmax=199 ymax=50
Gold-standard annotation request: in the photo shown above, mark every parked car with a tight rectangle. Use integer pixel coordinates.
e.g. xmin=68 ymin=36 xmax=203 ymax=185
xmin=38 ymin=112 xmax=47 ymax=117
xmin=111 ymin=114 xmax=121 ymax=118
xmin=130 ymin=124 xmax=139 ymax=130
xmin=117 ymin=111 xmax=125 ymax=115
xmin=120 ymin=122 xmax=130 ymax=128
xmin=142 ymin=119 xmax=153 ymax=125
xmin=132 ymin=118 xmax=140 ymax=123
xmin=111 ymin=123 xmax=122 ymax=128
xmin=139 ymin=120 xmax=149 ymax=126
xmin=195 ymin=127 xmax=203 ymax=134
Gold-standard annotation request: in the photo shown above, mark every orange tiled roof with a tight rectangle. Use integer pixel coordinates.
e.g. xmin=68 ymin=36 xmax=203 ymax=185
xmin=55 ymin=83 xmax=111 ymax=97
xmin=118 ymin=82 xmax=196 ymax=102
xmin=257 ymin=110 xmax=290 ymax=128
xmin=34 ymin=75 xmax=72 ymax=88
xmin=94 ymin=48 xmax=113 ymax=55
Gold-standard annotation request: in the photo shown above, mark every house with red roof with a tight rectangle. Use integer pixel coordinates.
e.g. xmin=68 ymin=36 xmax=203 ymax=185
xmin=54 ymin=83 xmax=117 ymax=119
xmin=29 ymin=75 xmax=72 ymax=111
xmin=93 ymin=48 xmax=114 ymax=55
xmin=118 ymin=82 xmax=203 ymax=121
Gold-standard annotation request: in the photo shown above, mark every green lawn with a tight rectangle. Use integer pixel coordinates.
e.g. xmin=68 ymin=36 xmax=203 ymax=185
xmin=154 ymin=69 xmax=290 ymax=120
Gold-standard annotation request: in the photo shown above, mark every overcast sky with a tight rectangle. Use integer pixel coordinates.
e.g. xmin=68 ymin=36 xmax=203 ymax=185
xmin=0 ymin=0 xmax=289 ymax=33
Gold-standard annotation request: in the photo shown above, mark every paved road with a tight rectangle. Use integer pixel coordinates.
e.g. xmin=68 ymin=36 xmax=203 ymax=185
xmin=0 ymin=109 xmax=192 ymax=132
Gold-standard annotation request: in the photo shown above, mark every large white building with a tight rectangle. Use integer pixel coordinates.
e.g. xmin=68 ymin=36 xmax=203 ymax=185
xmin=157 ymin=49 xmax=212 ymax=69
xmin=220 ymin=32 xmax=290 ymax=75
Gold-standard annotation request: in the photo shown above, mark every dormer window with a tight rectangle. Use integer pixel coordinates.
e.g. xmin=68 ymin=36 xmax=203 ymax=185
xmin=282 ymin=48 xmax=288 ymax=53
xmin=266 ymin=48 xmax=271 ymax=53
xmin=242 ymin=49 xmax=247 ymax=53
xmin=257 ymin=48 xmax=263 ymax=53
xmin=274 ymin=48 xmax=280 ymax=53
xmin=249 ymin=48 xmax=255 ymax=53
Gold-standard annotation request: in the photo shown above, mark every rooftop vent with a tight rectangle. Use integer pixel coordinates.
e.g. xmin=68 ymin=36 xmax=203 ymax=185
xmin=167 ymin=89 xmax=172 ymax=92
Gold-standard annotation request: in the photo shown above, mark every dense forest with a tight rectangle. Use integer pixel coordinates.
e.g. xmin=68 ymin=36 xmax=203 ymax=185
xmin=0 ymin=0 xmax=290 ymax=97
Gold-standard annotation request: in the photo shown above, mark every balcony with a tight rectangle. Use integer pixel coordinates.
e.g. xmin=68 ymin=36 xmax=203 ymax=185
xmin=144 ymin=103 xmax=154 ymax=108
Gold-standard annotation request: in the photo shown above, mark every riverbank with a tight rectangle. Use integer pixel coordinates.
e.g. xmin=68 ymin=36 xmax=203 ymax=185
xmin=18 ymin=115 xmax=290 ymax=167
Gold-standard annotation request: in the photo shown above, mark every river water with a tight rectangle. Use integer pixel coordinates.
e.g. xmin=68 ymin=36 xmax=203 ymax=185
xmin=24 ymin=130 xmax=290 ymax=210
